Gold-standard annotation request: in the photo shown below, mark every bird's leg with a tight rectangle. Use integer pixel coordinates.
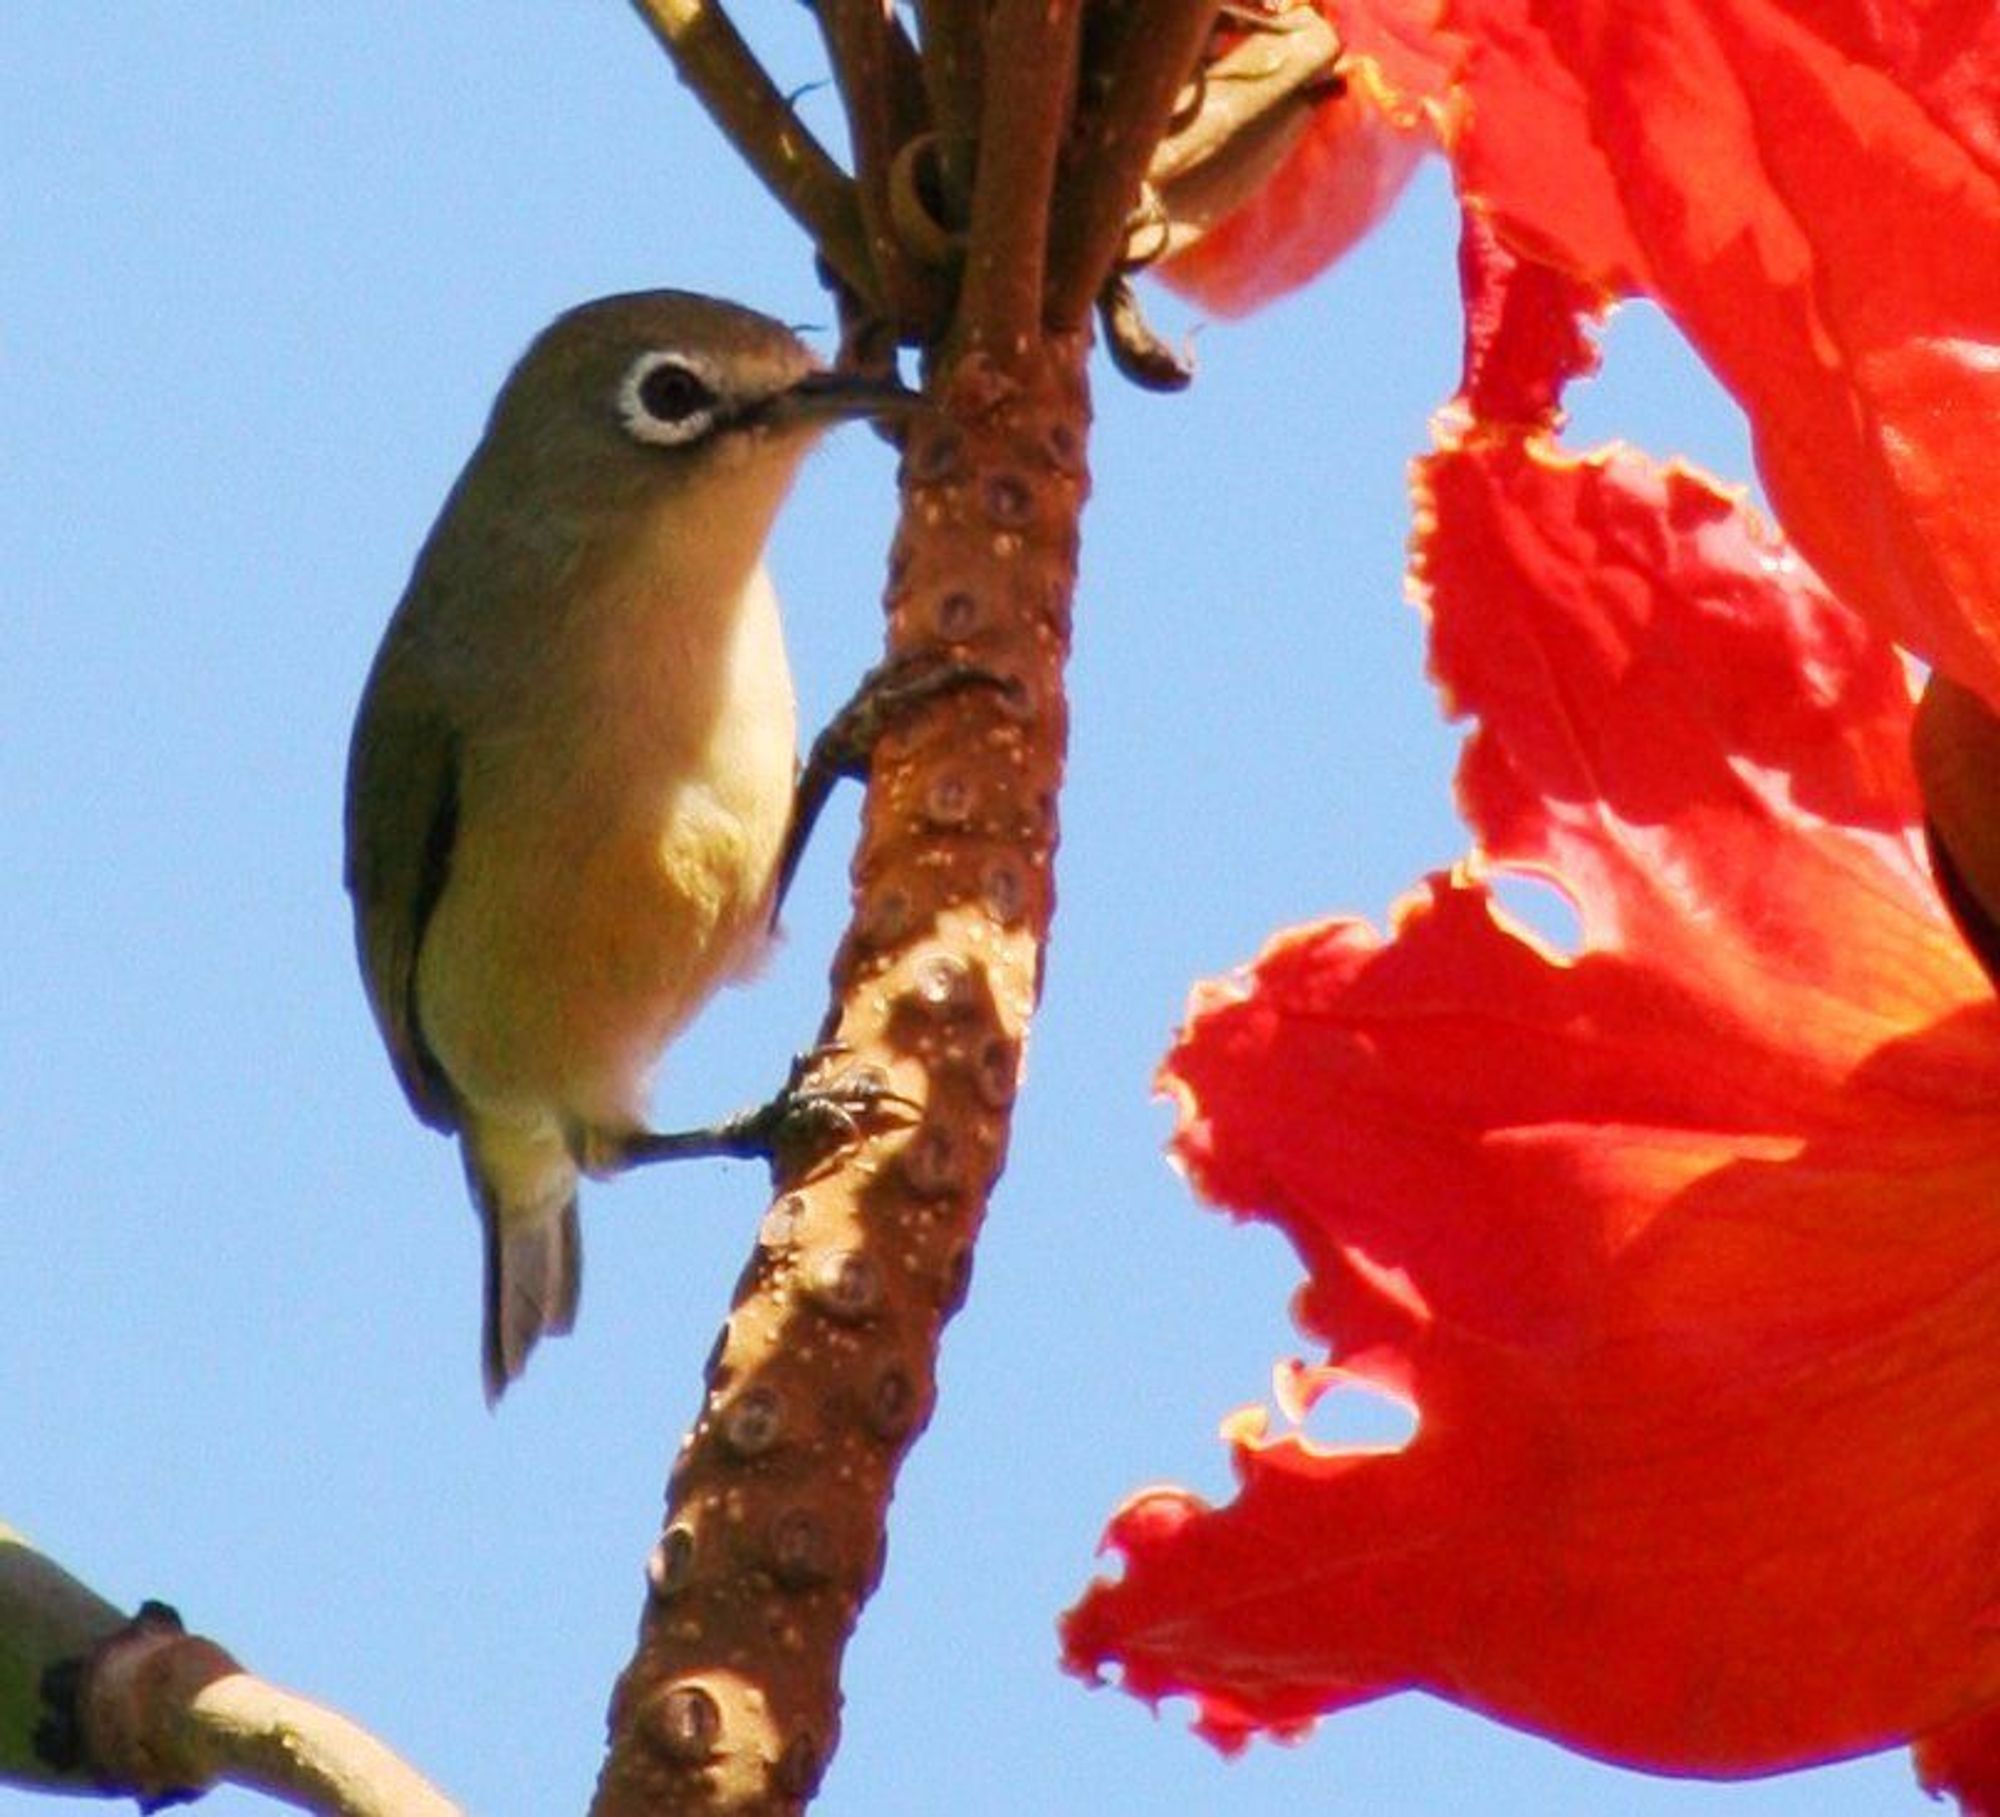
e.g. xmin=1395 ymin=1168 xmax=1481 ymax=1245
xmin=594 ymin=1048 xmax=919 ymax=1183
xmin=774 ymin=653 xmax=1015 ymax=921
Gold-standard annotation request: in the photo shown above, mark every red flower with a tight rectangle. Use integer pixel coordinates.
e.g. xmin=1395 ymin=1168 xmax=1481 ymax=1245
xmin=1173 ymin=0 xmax=2000 ymax=701
xmin=1064 ymin=241 xmax=2000 ymax=1806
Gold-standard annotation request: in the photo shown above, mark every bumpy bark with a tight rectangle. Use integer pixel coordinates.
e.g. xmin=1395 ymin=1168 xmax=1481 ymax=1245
xmin=595 ymin=4 xmax=1231 ymax=1806
xmin=593 ymin=335 xmax=1089 ymax=1816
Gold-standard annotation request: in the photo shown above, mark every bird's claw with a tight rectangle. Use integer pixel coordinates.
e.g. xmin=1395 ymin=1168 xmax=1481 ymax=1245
xmin=608 ymin=1048 xmax=917 ymax=1181
xmin=773 ymin=656 xmax=1020 ymax=922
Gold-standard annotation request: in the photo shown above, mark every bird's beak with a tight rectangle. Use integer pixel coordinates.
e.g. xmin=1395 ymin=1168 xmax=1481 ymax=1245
xmin=773 ymin=367 xmax=921 ymax=426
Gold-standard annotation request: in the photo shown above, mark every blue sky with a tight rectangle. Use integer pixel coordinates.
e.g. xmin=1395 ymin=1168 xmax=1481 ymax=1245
xmin=2 ymin=8 xmax=1922 ymax=1813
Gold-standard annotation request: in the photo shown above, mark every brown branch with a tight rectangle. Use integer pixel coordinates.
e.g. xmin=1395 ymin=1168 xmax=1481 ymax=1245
xmin=1043 ymin=0 xmax=1223 ymax=326
xmin=110 ymin=1646 xmax=462 ymax=1817
xmin=909 ymin=0 xmax=985 ymax=228
xmin=2 ymin=1543 xmax=458 ymax=1816
xmin=815 ymin=0 xmax=947 ymax=332
xmin=627 ymin=0 xmax=877 ymax=304
xmin=955 ymin=0 xmax=1085 ymax=359
xmin=592 ymin=334 xmax=1092 ymax=1817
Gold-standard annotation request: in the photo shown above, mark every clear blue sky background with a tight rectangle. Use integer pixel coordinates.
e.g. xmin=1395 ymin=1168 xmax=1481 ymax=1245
xmin=3 ymin=9 xmax=1922 ymax=1814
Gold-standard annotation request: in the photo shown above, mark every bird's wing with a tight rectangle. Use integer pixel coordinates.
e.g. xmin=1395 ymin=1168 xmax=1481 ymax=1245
xmin=344 ymin=643 xmax=463 ymax=1134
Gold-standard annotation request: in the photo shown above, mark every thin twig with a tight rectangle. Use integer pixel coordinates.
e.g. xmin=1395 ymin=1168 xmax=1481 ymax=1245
xmin=627 ymin=0 xmax=878 ymax=304
xmin=956 ymin=0 xmax=1090 ymax=358
xmin=176 ymin=1668 xmax=462 ymax=1817
xmin=815 ymin=0 xmax=945 ymax=329
xmin=910 ymin=0 xmax=984 ymax=227
xmin=1044 ymin=0 xmax=1223 ymax=326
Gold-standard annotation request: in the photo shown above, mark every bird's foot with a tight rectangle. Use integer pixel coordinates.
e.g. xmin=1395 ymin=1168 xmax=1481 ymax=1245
xmin=606 ymin=1048 xmax=918 ymax=1182
xmin=773 ymin=654 xmax=1019 ymax=921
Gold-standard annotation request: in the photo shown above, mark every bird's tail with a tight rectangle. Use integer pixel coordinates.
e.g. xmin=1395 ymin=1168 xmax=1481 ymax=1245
xmin=464 ymin=1129 xmax=583 ymax=1403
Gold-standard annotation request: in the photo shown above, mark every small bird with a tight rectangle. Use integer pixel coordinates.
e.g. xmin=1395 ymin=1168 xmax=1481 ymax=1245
xmin=345 ymin=290 xmax=910 ymax=1401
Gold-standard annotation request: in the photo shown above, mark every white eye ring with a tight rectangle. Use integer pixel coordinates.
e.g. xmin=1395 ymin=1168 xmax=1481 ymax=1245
xmin=619 ymin=350 xmax=723 ymax=446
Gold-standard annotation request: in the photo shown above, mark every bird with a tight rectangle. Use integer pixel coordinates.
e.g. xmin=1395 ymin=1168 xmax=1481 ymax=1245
xmin=344 ymin=289 xmax=911 ymax=1401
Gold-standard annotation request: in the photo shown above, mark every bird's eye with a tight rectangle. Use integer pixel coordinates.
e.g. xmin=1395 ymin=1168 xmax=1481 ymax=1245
xmin=619 ymin=351 xmax=720 ymax=447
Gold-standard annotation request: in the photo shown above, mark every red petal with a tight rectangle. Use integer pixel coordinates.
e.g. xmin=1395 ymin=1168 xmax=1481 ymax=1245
xmin=1426 ymin=0 xmax=2000 ymax=702
xmin=1455 ymin=210 xmax=1607 ymax=430
xmin=1919 ymin=1707 xmax=2000 ymax=1815
xmin=1064 ymin=413 xmax=2000 ymax=1783
xmin=1189 ymin=1 xmax=2000 ymax=696
xmin=1155 ymin=28 xmax=1433 ymax=315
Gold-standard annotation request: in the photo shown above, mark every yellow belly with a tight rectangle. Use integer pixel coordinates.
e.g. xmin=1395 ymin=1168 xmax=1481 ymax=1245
xmin=415 ymin=567 xmax=797 ymax=1138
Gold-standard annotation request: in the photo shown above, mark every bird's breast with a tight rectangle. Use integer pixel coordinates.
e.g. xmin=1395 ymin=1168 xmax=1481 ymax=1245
xmin=417 ymin=563 xmax=798 ymax=1128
